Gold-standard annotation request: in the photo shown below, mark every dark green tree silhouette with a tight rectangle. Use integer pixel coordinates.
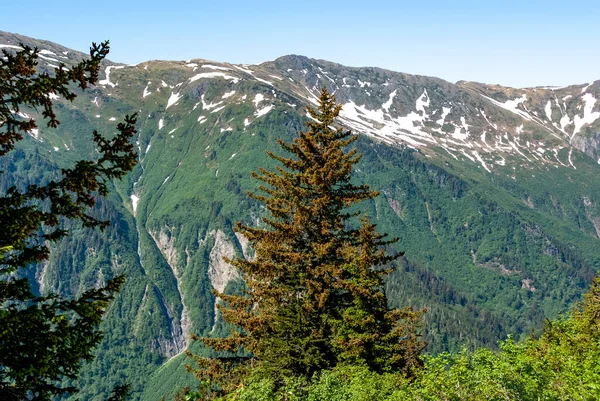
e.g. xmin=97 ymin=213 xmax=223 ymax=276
xmin=0 ymin=42 xmax=137 ymax=400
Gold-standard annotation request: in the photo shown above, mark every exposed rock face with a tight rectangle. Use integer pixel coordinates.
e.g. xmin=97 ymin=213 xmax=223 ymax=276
xmin=94 ymin=268 xmax=105 ymax=289
xmin=571 ymin=132 xmax=600 ymax=161
xmin=134 ymin=284 xmax=150 ymax=336
xmin=522 ymin=279 xmax=536 ymax=292
xmin=150 ymin=228 xmax=179 ymax=276
xmin=155 ymin=288 xmax=184 ymax=357
xmin=582 ymin=196 xmax=600 ymax=238
xmin=208 ymin=230 xmax=239 ymax=294
xmin=387 ymin=197 xmax=403 ymax=218
xmin=35 ymin=261 xmax=48 ymax=294
xmin=206 ymin=230 xmax=240 ymax=332
xmin=149 ymin=227 xmax=190 ymax=356
xmin=234 ymin=231 xmax=254 ymax=261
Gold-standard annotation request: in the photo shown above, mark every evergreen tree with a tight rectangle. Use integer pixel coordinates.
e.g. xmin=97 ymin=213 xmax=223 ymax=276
xmin=0 ymin=42 xmax=137 ymax=400
xmin=190 ymin=88 xmax=424 ymax=396
xmin=568 ymin=275 xmax=600 ymax=347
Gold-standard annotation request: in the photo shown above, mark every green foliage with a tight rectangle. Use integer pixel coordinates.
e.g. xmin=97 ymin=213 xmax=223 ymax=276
xmin=353 ymin=138 xmax=600 ymax=353
xmin=0 ymin=276 xmax=125 ymax=399
xmin=3 ymin=33 xmax=600 ymax=398
xmin=108 ymin=383 xmax=132 ymax=401
xmin=0 ymin=42 xmax=137 ymax=399
xmin=219 ymin=275 xmax=600 ymax=400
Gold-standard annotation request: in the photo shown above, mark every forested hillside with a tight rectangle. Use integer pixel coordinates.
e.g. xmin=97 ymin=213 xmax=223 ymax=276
xmin=1 ymin=31 xmax=599 ymax=400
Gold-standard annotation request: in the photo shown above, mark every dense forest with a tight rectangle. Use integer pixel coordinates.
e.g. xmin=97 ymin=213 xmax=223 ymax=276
xmin=193 ymin=276 xmax=600 ymax=400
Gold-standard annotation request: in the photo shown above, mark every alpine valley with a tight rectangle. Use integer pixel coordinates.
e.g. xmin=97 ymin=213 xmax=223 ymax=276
xmin=2 ymin=31 xmax=600 ymax=400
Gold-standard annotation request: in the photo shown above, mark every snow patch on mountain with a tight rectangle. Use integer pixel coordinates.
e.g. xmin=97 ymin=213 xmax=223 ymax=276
xmin=481 ymin=94 xmax=534 ymax=122
xmin=255 ymin=104 xmax=274 ymax=118
xmin=189 ymin=72 xmax=239 ymax=84
xmin=166 ymin=92 xmax=182 ymax=109
xmin=253 ymin=93 xmax=265 ymax=106
xmin=472 ymin=150 xmax=491 ymax=172
xmin=201 ymin=94 xmax=224 ymax=110
xmin=416 ymin=89 xmax=430 ymax=114
xmin=28 ymin=128 xmax=41 ymax=142
xmin=0 ymin=44 xmax=23 ymax=50
xmin=339 ymin=96 xmax=434 ymax=148
xmin=38 ymin=54 xmax=60 ymax=63
xmin=382 ymin=90 xmax=397 ymax=112
xmin=573 ymin=94 xmax=600 ymax=137
xmin=232 ymin=65 xmax=253 ymax=74
xmin=201 ymin=64 xmax=231 ymax=71
xmin=143 ymin=82 xmax=152 ymax=98
xmin=450 ymin=117 xmax=470 ymax=142
xmin=436 ymin=107 xmax=452 ymax=126
xmin=568 ymin=148 xmax=576 ymax=169
xmin=255 ymin=77 xmax=274 ymax=86
xmin=544 ymin=101 xmax=553 ymax=121
xmin=581 ymin=82 xmax=594 ymax=93
xmin=560 ymin=113 xmax=572 ymax=132
xmin=99 ymin=66 xmax=124 ymax=87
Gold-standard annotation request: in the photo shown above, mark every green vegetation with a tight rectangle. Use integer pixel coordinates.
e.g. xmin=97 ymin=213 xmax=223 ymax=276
xmin=0 ymin=42 xmax=136 ymax=399
xmin=178 ymin=90 xmax=600 ymax=401
xmin=213 ymin=275 xmax=600 ymax=400
xmin=2 ymin=32 xmax=599 ymax=400
xmin=187 ymin=89 xmax=424 ymax=398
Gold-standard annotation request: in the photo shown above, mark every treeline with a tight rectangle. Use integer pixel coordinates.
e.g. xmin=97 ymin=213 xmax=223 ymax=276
xmin=186 ymin=275 xmax=600 ymax=400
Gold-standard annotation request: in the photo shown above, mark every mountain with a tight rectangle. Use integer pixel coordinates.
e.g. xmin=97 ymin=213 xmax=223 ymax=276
xmin=2 ymin=31 xmax=600 ymax=400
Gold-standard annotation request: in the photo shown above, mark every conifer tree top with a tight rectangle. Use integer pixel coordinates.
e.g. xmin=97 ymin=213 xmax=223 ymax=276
xmin=192 ymin=88 xmax=425 ymax=398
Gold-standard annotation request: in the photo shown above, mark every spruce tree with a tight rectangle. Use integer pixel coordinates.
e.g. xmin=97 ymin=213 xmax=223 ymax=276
xmin=0 ymin=42 xmax=137 ymax=400
xmin=191 ymin=88 xmax=424 ymax=395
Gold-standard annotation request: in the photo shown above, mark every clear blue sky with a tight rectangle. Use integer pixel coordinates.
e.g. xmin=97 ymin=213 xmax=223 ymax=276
xmin=4 ymin=0 xmax=599 ymax=88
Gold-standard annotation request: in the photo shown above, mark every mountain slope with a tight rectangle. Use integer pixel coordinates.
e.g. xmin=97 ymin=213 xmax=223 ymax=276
xmin=1 ymin=31 xmax=599 ymax=400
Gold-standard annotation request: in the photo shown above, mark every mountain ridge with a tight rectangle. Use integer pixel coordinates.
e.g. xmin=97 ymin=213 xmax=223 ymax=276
xmin=4 ymin=30 xmax=599 ymax=168
xmin=4 ymin=30 xmax=597 ymax=89
xmin=2 ymin=30 xmax=600 ymax=400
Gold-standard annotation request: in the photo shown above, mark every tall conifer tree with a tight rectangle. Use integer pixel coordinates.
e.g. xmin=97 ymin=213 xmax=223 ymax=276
xmin=0 ymin=42 xmax=137 ymax=400
xmin=191 ymin=88 xmax=424 ymax=395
